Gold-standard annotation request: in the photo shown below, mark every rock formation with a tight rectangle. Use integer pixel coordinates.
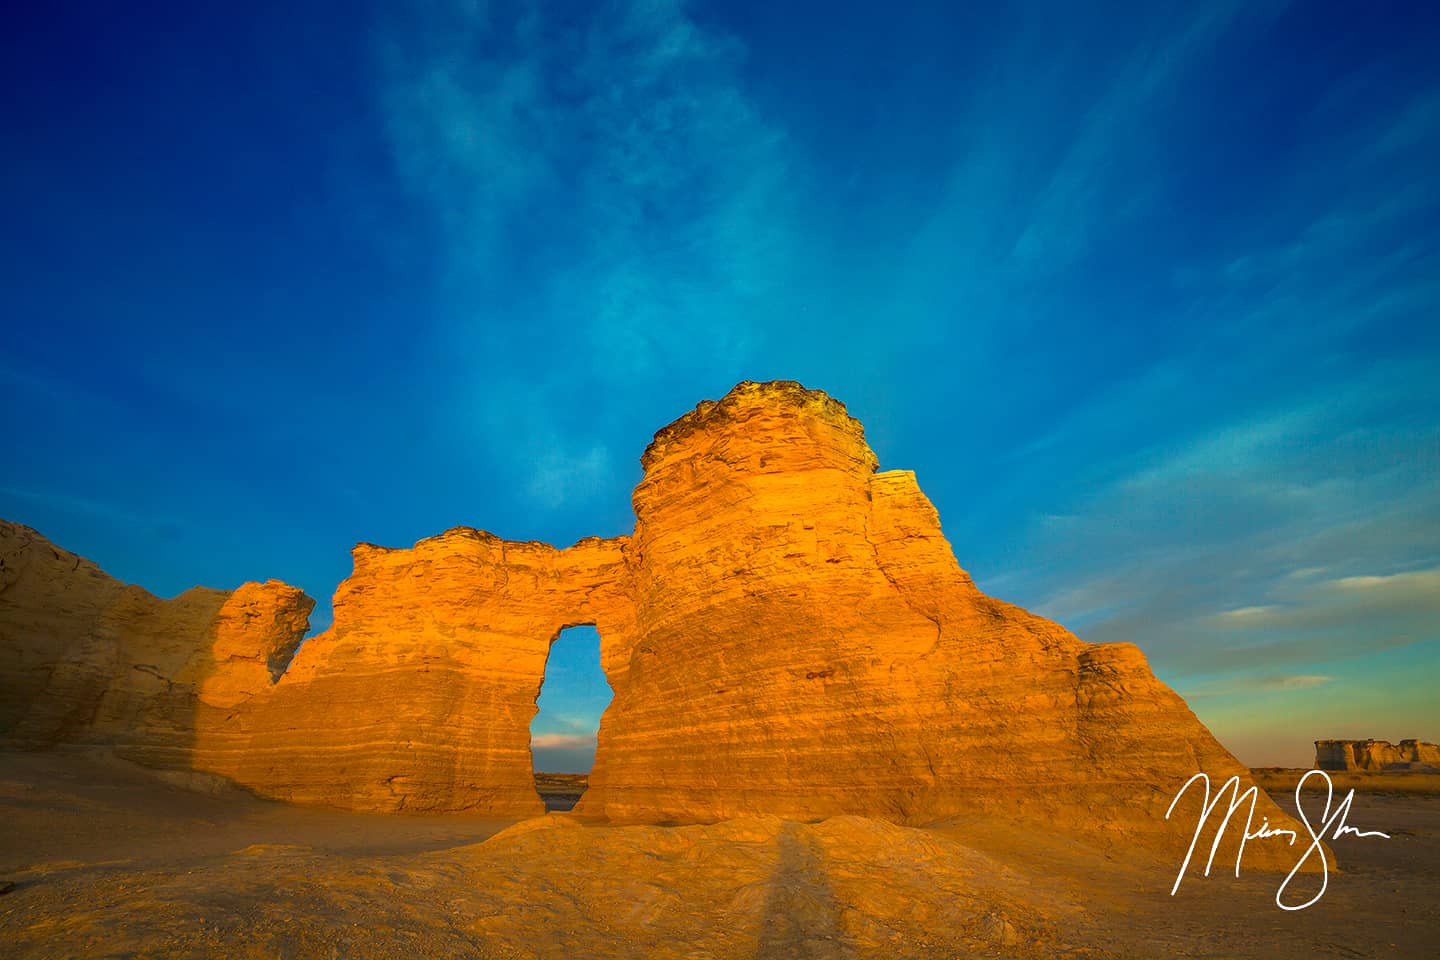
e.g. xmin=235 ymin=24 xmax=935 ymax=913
xmin=0 ymin=519 xmax=311 ymax=771
xmin=570 ymin=383 xmax=1288 ymax=859
xmin=1315 ymin=739 xmax=1440 ymax=772
xmin=192 ymin=532 xmax=631 ymax=814
xmin=0 ymin=381 xmax=1313 ymax=862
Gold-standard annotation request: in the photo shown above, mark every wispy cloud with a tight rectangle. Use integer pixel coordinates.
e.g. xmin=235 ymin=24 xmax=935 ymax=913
xmin=530 ymin=731 xmax=598 ymax=774
xmin=370 ymin=2 xmax=1439 ymax=700
xmin=1206 ymin=569 xmax=1440 ymax=631
xmin=1215 ymin=606 xmax=1279 ymax=622
xmin=1330 ymin=569 xmax=1440 ymax=594
xmin=376 ymin=0 xmax=795 ymax=374
xmin=1181 ymin=673 xmax=1334 ymax=700
xmin=970 ymin=73 xmax=1440 ymax=682
xmin=525 ymin=443 xmax=612 ymax=510
xmin=530 ymin=732 xmax=596 ymax=750
xmin=1260 ymin=674 xmax=1332 ymax=691
xmin=892 ymin=2 xmax=1280 ymax=328
xmin=376 ymin=0 xmax=802 ymax=514
xmin=1010 ymin=371 xmax=1440 ymax=678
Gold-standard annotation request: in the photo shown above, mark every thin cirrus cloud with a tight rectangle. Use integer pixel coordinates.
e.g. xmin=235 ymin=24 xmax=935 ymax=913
xmin=1208 ymin=568 xmax=1440 ymax=633
xmin=1020 ymin=397 xmax=1439 ymax=675
xmin=879 ymin=0 xmax=1293 ymax=383
xmin=375 ymin=0 xmax=797 ymax=517
xmin=0 ymin=0 xmax=1434 ymax=779
xmin=1002 ymin=374 xmax=1438 ymax=766
xmin=1182 ymin=674 xmax=1334 ymax=700
xmin=530 ymin=732 xmax=598 ymax=775
xmin=525 ymin=444 xmax=614 ymax=511
xmin=982 ymin=62 xmax=1440 ymax=669
xmin=1259 ymin=674 xmax=1332 ymax=691
xmin=357 ymin=1 xmax=1440 ymax=770
xmin=530 ymin=733 xmax=597 ymax=750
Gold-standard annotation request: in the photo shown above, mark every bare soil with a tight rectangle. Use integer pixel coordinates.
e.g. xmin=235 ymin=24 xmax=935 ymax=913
xmin=1252 ymin=767 xmax=1440 ymax=795
xmin=1 ymin=750 xmax=1435 ymax=958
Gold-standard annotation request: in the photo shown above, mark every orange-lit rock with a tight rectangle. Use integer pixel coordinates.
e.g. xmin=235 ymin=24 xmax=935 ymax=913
xmin=574 ymin=383 xmax=1297 ymax=865
xmin=191 ymin=530 xmax=631 ymax=814
xmin=0 ymin=381 xmax=1313 ymax=862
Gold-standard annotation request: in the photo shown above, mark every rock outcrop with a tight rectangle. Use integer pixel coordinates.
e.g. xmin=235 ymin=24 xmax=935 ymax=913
xmin=571 ymin=383 xmax=1286 ymax=859
xmin=1315 ymin=739 xmax=1440 ymax=772
xmin=0 ymin=519 xmax=312 ymax=769
xmin=0 ymin=381 xmax=1313 ymax=862
xmin=192 ymin=531 xmax=631 ymax=814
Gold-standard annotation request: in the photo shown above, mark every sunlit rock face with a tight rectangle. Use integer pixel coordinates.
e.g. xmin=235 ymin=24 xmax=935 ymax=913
xmin=573 ymin=382 xmax=1281 ymax=859
xmin=0 ymin=381 xmax=1307 ymax=858
xmin=192 ymin=531 xmax=632 ymax=814
xmin=0 ymin=517 xmax=628 ymax=815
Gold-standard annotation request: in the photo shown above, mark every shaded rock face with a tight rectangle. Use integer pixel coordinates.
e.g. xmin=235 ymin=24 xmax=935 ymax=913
xmin=0 ymin=520 xmax=311 ymax=769
xmin=1316 ymin=739 xmax=1440 ymax=772
xmin=0 ymin=381 xmax=1307 ymax=857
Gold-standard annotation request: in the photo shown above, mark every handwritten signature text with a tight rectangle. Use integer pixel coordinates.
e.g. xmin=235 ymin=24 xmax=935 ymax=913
xmin=1165 ymin=769 xmax=1390 ymax=910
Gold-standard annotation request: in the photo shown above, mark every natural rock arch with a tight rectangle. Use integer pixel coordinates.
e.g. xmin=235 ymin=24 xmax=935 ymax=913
xmin=0 ymin=381 xmax=1312 ymax=866
xmin=187 ymin=532 xmax=634 ymax=815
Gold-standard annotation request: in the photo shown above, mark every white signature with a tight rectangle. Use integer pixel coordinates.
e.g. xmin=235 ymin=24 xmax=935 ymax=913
xmin=1165 ymin=769 xmax=1390 ymax=910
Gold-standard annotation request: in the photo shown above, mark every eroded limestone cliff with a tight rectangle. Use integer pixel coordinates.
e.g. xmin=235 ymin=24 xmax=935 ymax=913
xmin=0 ymin=519 xmax=311 ymax=771
xmin=573 ymin=382 xmax=1279 ymax=857
xmin=0 ymin=380 xmax=1309 ymax=861
xmin=193 ymin=530 xmax=631 ymax=814
xmin=1315 ymin=738 xmax=1440 ymax=771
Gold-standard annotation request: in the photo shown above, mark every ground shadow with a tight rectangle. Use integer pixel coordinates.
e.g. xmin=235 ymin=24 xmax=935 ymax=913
xmin=758 ymin=822 xmax=857 ymax=959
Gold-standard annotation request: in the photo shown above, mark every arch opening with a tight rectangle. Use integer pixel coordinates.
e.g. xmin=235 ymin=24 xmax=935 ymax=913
xmin=531 ymin=623 xmax=612 ymax=811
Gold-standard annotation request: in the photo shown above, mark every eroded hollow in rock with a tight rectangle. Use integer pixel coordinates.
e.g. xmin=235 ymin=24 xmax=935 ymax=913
xmin=531 ymin=624 xmax=612 ymax=811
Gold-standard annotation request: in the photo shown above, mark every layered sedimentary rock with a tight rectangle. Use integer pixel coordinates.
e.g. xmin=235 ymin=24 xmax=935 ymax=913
xmin=572 ymin=383 xmax=1286 ymax=857
xmin=0 ymin=519 xmax=311 ymax=768
xmin=192 ymin=531 xmax=631 ymax=814
xmin=0 ymin=520 xmax=628 ymax=815
xmin=1316 ymin=739 xmax=1440 ymax=772
xmin=1 ymin=381 xmax=1313 ymax=861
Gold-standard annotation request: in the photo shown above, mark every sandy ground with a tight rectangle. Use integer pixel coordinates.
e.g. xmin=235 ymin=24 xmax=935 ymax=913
xmin=0 ymin=750 xmax=1435 ymax=959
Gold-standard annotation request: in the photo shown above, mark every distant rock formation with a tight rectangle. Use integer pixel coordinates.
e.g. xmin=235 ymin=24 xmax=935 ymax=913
xmin=1315 ymin=739 xmax=1440 ymax=772
xmin=0 ymin=381 xmax=1312 ymax=862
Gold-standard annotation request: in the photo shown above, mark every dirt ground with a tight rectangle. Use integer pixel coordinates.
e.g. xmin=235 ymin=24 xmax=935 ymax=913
xmin=1 ymin=750 xmax=1435 ymax=959
xmin=1253 ymin=767 xmax=1440 ymax=795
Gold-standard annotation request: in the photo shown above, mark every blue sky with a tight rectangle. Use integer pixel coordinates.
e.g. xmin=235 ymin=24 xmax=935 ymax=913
xmin=4 ymin=0 xmax=1437 ymax=771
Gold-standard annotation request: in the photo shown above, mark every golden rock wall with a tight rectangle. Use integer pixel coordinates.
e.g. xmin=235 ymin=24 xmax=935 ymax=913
xmin=0 ymin=381 xmax=1306 ymax=857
